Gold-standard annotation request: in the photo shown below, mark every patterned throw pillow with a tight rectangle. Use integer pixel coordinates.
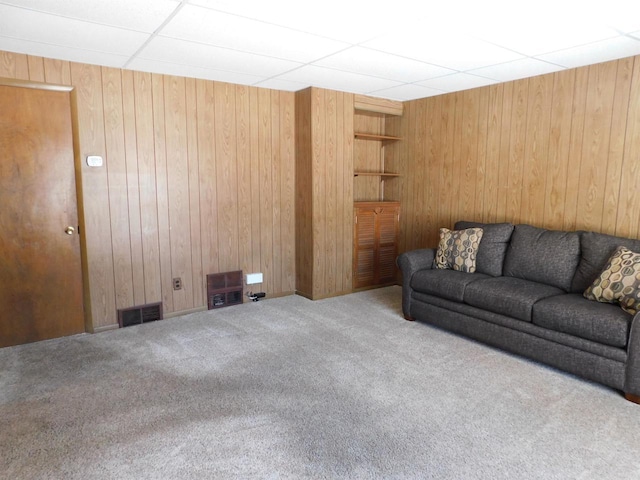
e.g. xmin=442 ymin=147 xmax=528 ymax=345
xmin=583 ymin=246 xmax=640 ymax=315
xmin=435 ymin=227 xmax=484 ymax=273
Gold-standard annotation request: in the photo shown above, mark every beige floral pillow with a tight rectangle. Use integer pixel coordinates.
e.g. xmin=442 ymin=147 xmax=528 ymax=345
xmin=435 ymin=227 xmax=484 ymax=273
xmin=583 ymin=246 xmax=640 ymax=315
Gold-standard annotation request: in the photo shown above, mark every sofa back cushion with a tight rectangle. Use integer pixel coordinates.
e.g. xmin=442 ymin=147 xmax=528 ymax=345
xmin=454 ymin=221 xmax=514 ymax=276
xmin=571 ymin=231 xmax=640 ymax=293
xmin=503 ymin=224 xmax=580 ymax=292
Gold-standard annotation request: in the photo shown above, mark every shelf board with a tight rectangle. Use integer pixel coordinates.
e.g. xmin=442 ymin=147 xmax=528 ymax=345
xmin=354 ymin=172 xmax=400 ymax=178
xmin=354 ymin=132 xmax=401 ymax=141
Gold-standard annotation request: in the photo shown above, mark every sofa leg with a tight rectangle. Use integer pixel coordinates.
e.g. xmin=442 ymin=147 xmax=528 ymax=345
xmin=625 ymin=392 xmax=640 ymax=404
xmin=404 ymin=315 xmax=415 ymax=321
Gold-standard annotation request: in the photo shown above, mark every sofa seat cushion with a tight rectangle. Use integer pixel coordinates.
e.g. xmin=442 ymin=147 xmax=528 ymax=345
xmin=533 ymin=294 xmax=631 ymax=348
xmin=412 ymin=292 xmax=627 ymax=363
xmin=411 ymin=269 xmax=490 ymax=302
xmin=464 ymin=277 xmax=564 ymax=322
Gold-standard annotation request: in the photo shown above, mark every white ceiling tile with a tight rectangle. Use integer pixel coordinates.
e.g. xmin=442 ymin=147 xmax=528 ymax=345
xmin=446 ymin=0 xmax=640 ymax=37
xmin=160 ymin=5 xmax=348 ymax=63
xmin=369 ymin=84 xmax=446 ymax=101
xmin=138 ymin=36 xmax=302 ymax=77
xmin=468 ymin=58 xmax=566 ymax=83
xmin=590 ymin=0 xmax=640 ymax=33
xmin=315 ymin=47 xmax=455 ymax=83
xmin=475 ymin=25 xmax=619 ymax=57
xmin=188 ymin=0 xmax=414 ymax=43
xmin=0 ymin=4 xmax=149 ymax=55
xmin=0 ymin=35 xmax=129 ymax=68
xmin=187 ymin=0 xmax=292 ymax=19
xmin=253 ymin=78 xmax=310 ymax=92
xmin=275 ymin=65 xmax=402 ymax=94
xmin=537 ymin=36 xmax=640 ymax=69
xmin=0 ymin=0 xmax=180 ymax=32
xmin=363 ymin=32 xmax=524 ymax=71
xmin=416 ymin=73 xmax=499 ymax=92
xmin=467 ymin=9 xmax=619 ymax=56
xmin=126 ymin=58 xmax=265 ymax=85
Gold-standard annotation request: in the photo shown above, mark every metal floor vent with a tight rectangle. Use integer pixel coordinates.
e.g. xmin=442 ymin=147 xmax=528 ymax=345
xmin=117 ymin=302 xmax=163 ymax=328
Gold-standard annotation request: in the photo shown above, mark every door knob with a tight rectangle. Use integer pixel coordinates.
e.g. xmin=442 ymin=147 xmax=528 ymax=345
xmin=65 ymin=226 xmax=75 ymax=235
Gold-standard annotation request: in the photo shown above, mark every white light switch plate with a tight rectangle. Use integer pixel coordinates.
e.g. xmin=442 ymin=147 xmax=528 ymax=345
xmin=86 ymin=155 xmax=103 ymax=167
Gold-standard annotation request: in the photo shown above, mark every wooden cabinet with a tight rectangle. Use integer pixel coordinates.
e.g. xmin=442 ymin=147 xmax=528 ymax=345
xmin=352 ymin=96 xmax=402 ymax=291
xmin=294 ymin=90 xmax=402 ymax=299
xmin=353 ymin=202 xmax=400 ymax=289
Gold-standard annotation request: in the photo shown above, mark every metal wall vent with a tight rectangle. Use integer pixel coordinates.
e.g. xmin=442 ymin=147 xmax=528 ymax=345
xmin=206 ymin=270 xmax=243 ymax=309
xmin=117 ymin=302 xmax=163 ymax=328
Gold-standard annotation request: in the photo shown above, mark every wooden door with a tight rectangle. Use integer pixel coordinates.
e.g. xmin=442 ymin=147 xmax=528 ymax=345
xmin=0 ymin=84 xmax=84 ymax=347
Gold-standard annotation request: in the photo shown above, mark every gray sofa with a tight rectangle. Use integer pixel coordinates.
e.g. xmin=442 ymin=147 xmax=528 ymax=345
xmin=397 ymin=221 xmax=640 ymax=404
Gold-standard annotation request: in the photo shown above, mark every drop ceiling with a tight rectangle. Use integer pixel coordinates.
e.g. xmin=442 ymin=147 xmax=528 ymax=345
xmin=1 ymin=0 xmax=640 ymax=101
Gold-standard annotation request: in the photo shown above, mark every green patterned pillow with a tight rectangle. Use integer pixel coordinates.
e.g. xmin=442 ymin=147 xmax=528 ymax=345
xmin=435 ymin=227 xmax=484 ymax=273
xmin=583 ymin=246 xmax=640 ymax=315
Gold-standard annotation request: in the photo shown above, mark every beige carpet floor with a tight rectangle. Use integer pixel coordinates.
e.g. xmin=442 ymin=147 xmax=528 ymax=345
xmin=1 ymin=286 xmax=639 ymax=479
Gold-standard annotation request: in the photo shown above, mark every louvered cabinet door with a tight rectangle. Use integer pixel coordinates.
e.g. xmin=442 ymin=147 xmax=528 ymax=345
xmin=354 ymin=208 xmax=377 ymax=288
xmin=377 ymin=206 xmax=400 ymax=285
xmin=353 ymin=202 xmax=400 ymax=289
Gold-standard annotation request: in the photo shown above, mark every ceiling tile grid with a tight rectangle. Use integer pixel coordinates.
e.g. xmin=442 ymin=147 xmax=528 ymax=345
xmin=159 ymin=5 xmax=351 ymax=63
xmin=1 ymin=0 xmax=640 ymax=100
xmin=0 ymin=0 xmax=180 ymax=32
xmin=135 ymin=36 xmax=303 ymax=77
xmin=0 ymin=4 xmax=150 ymax=56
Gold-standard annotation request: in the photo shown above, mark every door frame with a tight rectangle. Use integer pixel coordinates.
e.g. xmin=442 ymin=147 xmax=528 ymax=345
xmin=0 ymin=77 xmax=92 ymax=333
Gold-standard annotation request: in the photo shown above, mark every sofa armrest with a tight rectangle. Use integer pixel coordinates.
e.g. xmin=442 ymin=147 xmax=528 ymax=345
xmin=397 ymin=249 xmax=436 ymax=319
xmin=625 ymin=312 xmax=640 ymax=397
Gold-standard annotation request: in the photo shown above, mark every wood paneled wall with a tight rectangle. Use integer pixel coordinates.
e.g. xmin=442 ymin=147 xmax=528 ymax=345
xmin=6 ymin=48 xmax=638 ymax=323
xmin=386 ymin=55 xmax=640 ymax=254
xmin=0 ymin=50 xmax=295 ymax=331
xmin=295 ymin=87 xmax=354 ymax=299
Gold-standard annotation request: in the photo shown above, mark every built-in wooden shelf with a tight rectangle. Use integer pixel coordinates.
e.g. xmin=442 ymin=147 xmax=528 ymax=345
xmin=354 ymin=172 xmax=400 ymax=178
xmin=354 ymin=132 xmax=401 ymax=141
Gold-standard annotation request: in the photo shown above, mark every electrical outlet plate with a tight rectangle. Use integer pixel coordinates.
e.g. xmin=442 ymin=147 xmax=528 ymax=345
xmin=172 ymin=277 xmax=182 ymax=290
